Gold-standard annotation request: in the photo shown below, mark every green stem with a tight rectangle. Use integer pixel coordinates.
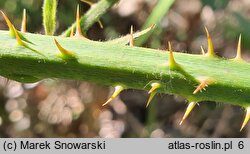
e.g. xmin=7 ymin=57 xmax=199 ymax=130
xmin=0 ymin=30 xmax=250 ymax=108
xmin=61 ymin=0 xmax=119 ymax=37
xmin=135 ymin=0 xmax=175 ymax=46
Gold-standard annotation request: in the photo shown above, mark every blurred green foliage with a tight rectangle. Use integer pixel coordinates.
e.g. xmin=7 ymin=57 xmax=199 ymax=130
xmin=0 ymin=0 xmax=87 ymax=33
xmin=223 ymin=12 xmax=250 ymax=48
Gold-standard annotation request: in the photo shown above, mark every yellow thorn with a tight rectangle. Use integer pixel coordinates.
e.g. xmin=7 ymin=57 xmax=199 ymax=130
xmin=98 ymin=20 xmax=104 ymax=29
xmin=240 ymin=107 xmax=250 ymax=131
xmin=13 ymin=26 xmax=45 ymax=57
xmin=193 ymin=80 xmax=209 ymax=94
xmin=168 ymin=41 xmax=177 ymax=68
xmin=146 ymin=83 xmax=161 ymax=108
xmin=21 ymin=9 xmax=26 ymax=33
xmin=13 ymin=26 xmax=25 ymax=46
xmin=0 ymin=10 xmax=15 ymax=36
xmin=54 ymin=39 xmax=75 ymax=56
xmin=167 ymin=41 xmax=198 ymax=81
xmin=148 ymin=82 xmax=161 ymax=94
xmin=235 ymin=34 xmax=242 ymax=60
xmin=0 ymin=10 xmax=33 ymax=44
xmin=70 ymin=26 xmax=74 ymax=37
xmin=102 ymin=85 xmax=124 ymax=106
xmin=146 ymin=92 xmax=157 ymax=108
xmin=74 ymin=5 xmax=84 ymax=37
xmin=200 ymin=46 xmax=205 ymax=55
xmin=129 ymin=25 xmax=134 ymax=47
xmin=204 ymin=27 xmax=215 ymax=57
xmin=179 ymin=102 xmax=197 ymax=125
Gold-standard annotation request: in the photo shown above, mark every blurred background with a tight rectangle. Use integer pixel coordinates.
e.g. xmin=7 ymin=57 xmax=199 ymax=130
xmin=0 ymin=0 xmax=250 ymax=137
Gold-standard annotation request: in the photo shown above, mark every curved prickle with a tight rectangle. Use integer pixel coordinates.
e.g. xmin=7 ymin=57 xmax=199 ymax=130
xmin=70 ymin=26 xmax=74 ymax=37
xmin=180 ymin=102 xmax=197 ymax=125
xmin=1 ymin=10 xmax=34 ymax=44
xmin=168 ymin=41 xmax=178 ymax=70
xmin=148 ymin=82 xmax=161 ymax=94
xmin=97 ymin=20 xmax=104 ymax=29
xmin=75 ymin=5 xmax=83 ymax=37
xmin=74 ymin=5 xmax=87 ymax=39
xmin=0 ymin=10 xmax=15 ymax=37
xmin=204 ymin=27 xmax=215 ymax=57
xmin=129 ymin=25 xmax=134 ymax=47
xmin=200 ymin=46 xmax=205 ymax=55
xmin=240 ymin=107 xmax=250 ymax=131
xmin=21 ymin=9 xmax=27 ymax=33
xmin=168 ymin=42 xmax=197 ymax=82
xmin=234 ymin=34 xmax=242 ymax=60
xmin=102 ymin=85 xmax=124 ymax=106
xmin=54 ymin=39 xmax=75 ymax=58
xmin=146 ymin=82 xmax=161 ymax=108
xmin=13 ymin=26 xmax=45 ymax=57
